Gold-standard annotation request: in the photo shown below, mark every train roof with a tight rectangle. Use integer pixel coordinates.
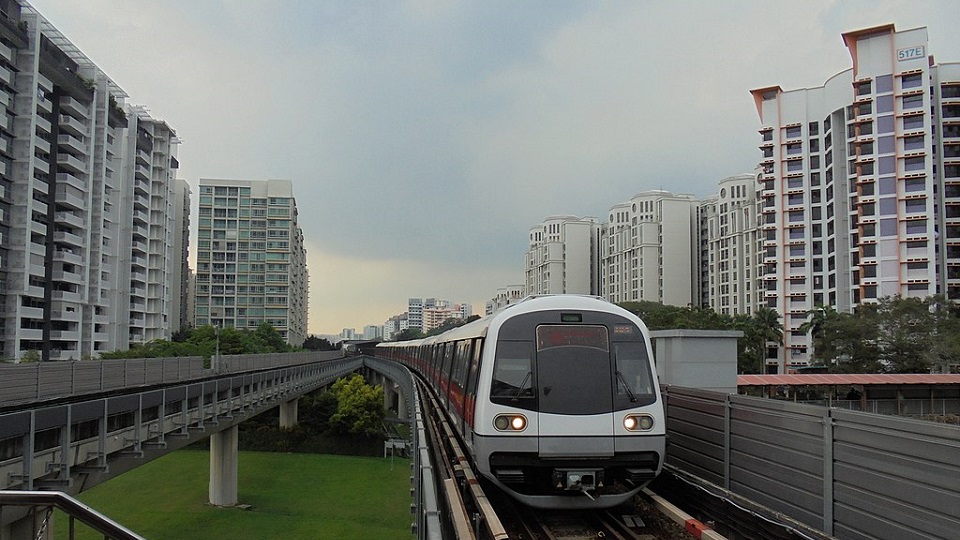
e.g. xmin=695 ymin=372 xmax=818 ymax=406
xmin=378 ymin=295 xmax=629 ymax=347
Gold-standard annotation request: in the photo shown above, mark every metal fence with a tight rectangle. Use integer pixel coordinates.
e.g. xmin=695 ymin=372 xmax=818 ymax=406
xmin=360 ymin=357 xmax=441 ymax=540
xmin=664 ymin=386 xmax=960 ymax=540
xmin=799 ymin=398 xmax=960 ymax=419
xmin=0 ymin=358 xmax=205 ymax=408
xmin=0 ymin=352 xmax=346 ymax=409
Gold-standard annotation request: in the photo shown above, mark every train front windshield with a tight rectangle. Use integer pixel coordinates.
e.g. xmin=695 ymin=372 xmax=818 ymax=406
xmin=490 ymin=313 xmax=656 ymax=413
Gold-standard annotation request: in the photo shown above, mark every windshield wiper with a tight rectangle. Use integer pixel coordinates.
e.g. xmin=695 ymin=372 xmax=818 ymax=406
xmin=616 ymin=371 xmax=638 ymax=403
xmin=512 ymin=371 xmax=532 ymax=401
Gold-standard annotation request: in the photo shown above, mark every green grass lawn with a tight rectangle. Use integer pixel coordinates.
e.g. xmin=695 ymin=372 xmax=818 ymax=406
xmin=56 ymin=450 xmax=412 ymax=540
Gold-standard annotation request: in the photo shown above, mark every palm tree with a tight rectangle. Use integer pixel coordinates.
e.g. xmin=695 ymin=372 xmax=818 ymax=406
xmin=798 ymin=305 xmax=837 ymax=364
xmin=752 ymin=307 xmax=783 ymax=371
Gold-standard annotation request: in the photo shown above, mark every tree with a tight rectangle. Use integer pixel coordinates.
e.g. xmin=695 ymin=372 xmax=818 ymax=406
xmin=20 ymin=350 xmax=41 ymax=363
xmin=799 ymin=305 xmax=840 ymax=366
xmin=393 ymin=328 xmax=425 ymax=341
xmin=328 ymin=374 xmax=384 ymax=437
xmin=426 ymin=315 xmax=480 ymax=336
xmin=303 ymin=335 xmax=336 ymax=351
xmin=739 ymin=307 xmax=782 ymax=373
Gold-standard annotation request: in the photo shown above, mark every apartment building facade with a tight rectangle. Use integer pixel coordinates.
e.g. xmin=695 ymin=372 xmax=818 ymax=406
xmin=599 ymin=190 xmax=697 ymax=306
xmin=749 ymin=24 xmax=960 ymax=372
xmin=113 ymin=109 xmax=184 ymax=349
xmin=486 ymin=284 xmax=525 ymax=315
xmin=525 ymin=215 xmax=598 ymax=295
xmin=700 ymin=173 xmax=762 ymax=317
xmin=194 ymin=179 xmax=308 ymax=346
xmin=0 ymin=2 xmax=187 ymax=360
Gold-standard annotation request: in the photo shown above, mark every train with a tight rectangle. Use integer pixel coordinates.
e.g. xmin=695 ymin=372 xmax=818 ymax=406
xmin=376 ymin=294 xmax=665 ymax=509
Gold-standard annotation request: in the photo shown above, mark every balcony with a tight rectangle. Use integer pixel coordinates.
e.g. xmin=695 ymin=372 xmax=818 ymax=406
xmin=56 ymin=172 xmax=86 ymax=192
xmin=52 ymin=267 xmax=84 ymax=286
xmin=59 ymin=96 xmax=89 ymax=118
xmin=57 ymin=133 xmax=86 ymax=154
xmin=52 ymin=249 xmax=82 ymax=265
xmin=58 ymin=114 xmax=87 ymax=137
xmin=18 ymin=328 xmax=42 ymax=341
xmin=53 ymin=230 xmax=84 ymax=247
xmin=34 ymin=115 xmax=51 ymax=135
xmin=54 ymin=188 xmax=86 ymax=210
xmin=49 ymin=329 xmax=80 ymax=342
xmin=51 ymin=289 xmax=82 ymax=303
xmin=50 ymin=305 xmax=82 ymax=321
xmin=20 ymin=306 xmax=43 ymax=320
xmin=56 ymin=153 xmax=86 ymax=175
xmin=54 ymin=211 xmax=84 ymax=229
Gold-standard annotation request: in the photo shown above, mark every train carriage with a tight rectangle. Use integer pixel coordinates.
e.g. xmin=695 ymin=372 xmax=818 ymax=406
xmin=377 ymin=295 xmax=665 ymax=509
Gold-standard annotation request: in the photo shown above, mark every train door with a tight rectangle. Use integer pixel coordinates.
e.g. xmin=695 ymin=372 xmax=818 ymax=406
xmin=534 ymin=324 xmax=615 ymax=456
xmin=462 ymin=338 xmax=482 ymax=438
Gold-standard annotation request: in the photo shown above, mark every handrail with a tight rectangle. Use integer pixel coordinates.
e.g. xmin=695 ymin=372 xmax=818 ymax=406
xmin=0 ymin=490 xmax=145 ymax=539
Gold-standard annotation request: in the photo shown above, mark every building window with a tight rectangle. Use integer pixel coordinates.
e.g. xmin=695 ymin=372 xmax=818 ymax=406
xmin=904 ymin=156 xmax=925 ymax=171
xmin=901 ymin=73 xmax=923 ymax=89
xmin=902 ymin=94 xmax=923 ymax=109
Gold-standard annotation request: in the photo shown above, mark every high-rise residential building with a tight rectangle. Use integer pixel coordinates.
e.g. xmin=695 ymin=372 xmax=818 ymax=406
xmin=599 ymin=190 xmax=698 ymax=306
xmin=749 ymin=24 xmax=960 ymax=372
xmin=407 ymin=298 xmax=423 ymax=329
xmin=0 ymin=3 xmax=186 ymax=361
xmin=382 ymin=312 xmax=409 ymax=340
xmin=486 ymin=284 xmax=525 ymax=315
xmin=114 ymin=108 xmax=183 ymax=348
xmin=194 ymin=179 xmax=308 ymax=346
xmin=172 ymin=178 xmax=191 ymax=332
xmin=525 ymin=215 xmax=598 ymax=295
xmin=700 ymin=173 xmax=762 ymax=317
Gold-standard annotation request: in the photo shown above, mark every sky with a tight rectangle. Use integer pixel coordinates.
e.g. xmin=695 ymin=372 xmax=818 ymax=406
xmin=26 ymin=0 xmax=960 ymax=336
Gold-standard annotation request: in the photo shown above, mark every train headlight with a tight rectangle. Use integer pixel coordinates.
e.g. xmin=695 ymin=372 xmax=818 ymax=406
xmin=623 ymin=414 xmax=654 ymax=432
xmin=494 ymin=414 xmax=527 ymax=432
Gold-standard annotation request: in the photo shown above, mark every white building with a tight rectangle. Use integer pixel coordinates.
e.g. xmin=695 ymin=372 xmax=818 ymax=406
xmin=525 ymin=215 xmax=598 ymax=295
xmin=114 ymin=109 xmax=184 ymax=348
xmin=700 ymin=173 xmax=762 ymax=317
xmin=486 ymin=285 xmax=525 ymax=315
xmin=0 ymin=3 xmax=187 ymax=360
xmin=194 ymin=179 xmax=308 ymax=346
xmin=600 ymin=190 xmax=698 ymax=306
xmin=749 ymin=24 xmax=960 ymax=372
xmin=407 ymin=298 xmax=423 ymax=329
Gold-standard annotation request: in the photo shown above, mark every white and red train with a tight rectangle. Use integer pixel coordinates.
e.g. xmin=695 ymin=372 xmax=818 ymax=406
xmin=376 ymin=295 xmax=665 ymax=509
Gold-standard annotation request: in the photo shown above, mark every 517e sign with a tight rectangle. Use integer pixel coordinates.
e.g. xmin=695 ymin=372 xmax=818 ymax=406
xmin=898 ymin=46 xmax=925 ymax=62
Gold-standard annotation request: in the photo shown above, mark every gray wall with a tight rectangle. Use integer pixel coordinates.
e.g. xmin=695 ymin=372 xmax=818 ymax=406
xmin=651 ymin=330 xmax=741 ymax=393
xmin=664 ymin=385 xmax=960 ymax=540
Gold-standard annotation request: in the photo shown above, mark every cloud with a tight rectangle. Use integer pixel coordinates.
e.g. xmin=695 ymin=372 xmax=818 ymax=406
xmin=27 ymin=0 xmax=960 ymax=336
xmin=306 ymin=241 xmax=514 ymax=333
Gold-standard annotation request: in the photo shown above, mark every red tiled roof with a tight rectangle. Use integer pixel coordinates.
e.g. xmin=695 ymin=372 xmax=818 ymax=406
xmin=737 ymin=374 xmax=960 ymax=386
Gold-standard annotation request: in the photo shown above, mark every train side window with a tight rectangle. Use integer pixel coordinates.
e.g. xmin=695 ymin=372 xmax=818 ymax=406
xmin=465 ymin=338 xmax=483 ymax=396
xmin=491 ymin=341 xmax=534 ymax=404
xmin=451 ymin=340 xmax=469 ymax=387
xmin=430 ymin=345 xmax=441 ymax=372
xmin=442 ymin=343 xmax=455 ymax=380
xmin=613 ymin=341 xmax=656 ymax=407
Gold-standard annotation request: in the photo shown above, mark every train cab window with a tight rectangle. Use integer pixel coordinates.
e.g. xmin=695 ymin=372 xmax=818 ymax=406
xmin=491 ymin=341 xmax=535 ymax=406
xmin=613 ymin=342 xmax=656 ymax=408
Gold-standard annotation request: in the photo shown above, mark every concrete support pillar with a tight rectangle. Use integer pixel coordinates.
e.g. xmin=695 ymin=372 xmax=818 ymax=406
xmin=383 ymin=382 xmax=396 ymax=412
xmin=209 ymin=425 xmax=239 ymax=506
xmin=279 ymin=399 xmax=299 ymax=429
xmin=396 ymin=385 xmax=407 ymax=421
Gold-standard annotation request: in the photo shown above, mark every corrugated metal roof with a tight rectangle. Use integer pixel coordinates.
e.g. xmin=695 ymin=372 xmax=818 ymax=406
xmin=737 ymin=374 xmax=960 ymax=386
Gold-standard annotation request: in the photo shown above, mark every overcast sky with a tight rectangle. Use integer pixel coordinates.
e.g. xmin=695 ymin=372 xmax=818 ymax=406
xmin=27 ymin=0 xmax=960 ymax=336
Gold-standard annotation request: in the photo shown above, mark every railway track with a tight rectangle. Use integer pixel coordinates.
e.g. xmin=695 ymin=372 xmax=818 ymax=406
xmin=416 ymin=377 xmax=705 ymax=540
